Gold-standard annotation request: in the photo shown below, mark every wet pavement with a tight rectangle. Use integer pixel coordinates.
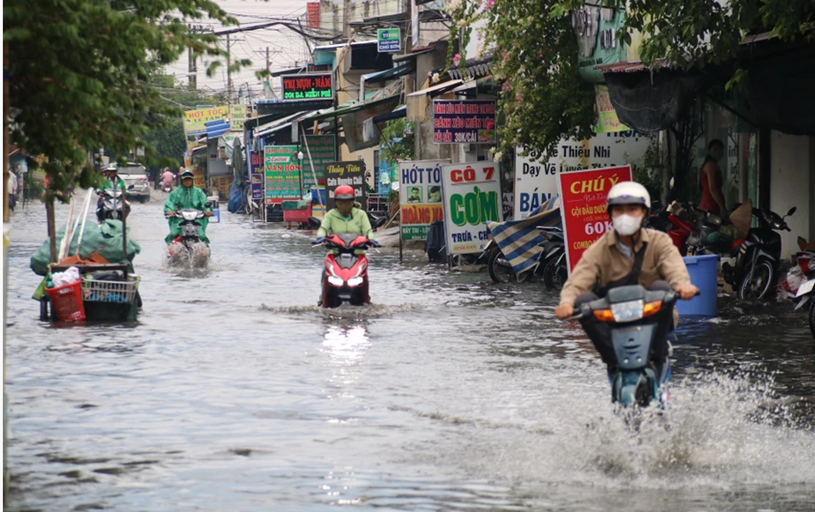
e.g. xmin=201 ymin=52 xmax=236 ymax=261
xmin=5 ymin=197 xmax=815 ymax=511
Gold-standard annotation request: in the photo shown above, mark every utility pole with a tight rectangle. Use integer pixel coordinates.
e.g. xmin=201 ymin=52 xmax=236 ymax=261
xmin=226 ymin=33 xmax=232 ymax=107
xmin=266 ymin=47 xmax=270 ymax=75
xmin=343 ymin=0 xmax=351 ymax=39
xmin=188 ymin=45 xmax=197 ymax=90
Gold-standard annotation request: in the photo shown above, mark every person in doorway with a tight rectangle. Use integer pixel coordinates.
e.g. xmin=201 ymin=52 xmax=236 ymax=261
xmin=164 ymin=169 xmax=213 ymax=244
xmin=8 ymin=169 xmax=18 ymax=212
xmin=160 ymin=167 xmax=176 ymax=191
xmin=554 ymin=181 xmax=698 ymax=377
xmin=699 ymin=139 xmax=726 ymax=215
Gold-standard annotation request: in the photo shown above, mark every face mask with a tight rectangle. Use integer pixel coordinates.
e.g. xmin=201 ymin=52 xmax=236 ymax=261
xmin=613 ymin=214 xmax=643 ymax=236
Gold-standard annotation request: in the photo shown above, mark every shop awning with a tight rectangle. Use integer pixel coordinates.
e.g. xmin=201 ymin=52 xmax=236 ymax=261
xmin=444 ymin=55 xmax=494 ymax=81
xmin=363 ymin=63 xmax=413 ymax=84
xmin=406 ymin=79 xmax=463 ymax=98
xmin=254 ymin=112 xmax=306 ymax=137
xmin=206 ymin=120 xmax=231 ymax=138
xmin=372 ymin=105 xmax=406 ymax=124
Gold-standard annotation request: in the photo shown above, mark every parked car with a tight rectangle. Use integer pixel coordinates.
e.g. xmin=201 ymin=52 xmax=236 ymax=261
xmin=118 ymin=162 xmax=151 ymax=203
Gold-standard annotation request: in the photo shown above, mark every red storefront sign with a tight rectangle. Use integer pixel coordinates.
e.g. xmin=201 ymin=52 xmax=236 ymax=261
xmin=557 ymin=165 xmax=633 ymax=271
xmin=307 ymin=2 xmax=320 ymax=28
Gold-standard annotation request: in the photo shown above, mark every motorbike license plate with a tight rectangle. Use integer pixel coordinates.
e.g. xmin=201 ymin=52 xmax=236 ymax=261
xmin=796 ymin=278 xmax=815 ymax=297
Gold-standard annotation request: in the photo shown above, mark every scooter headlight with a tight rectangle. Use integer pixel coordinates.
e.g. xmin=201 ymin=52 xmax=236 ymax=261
xmin=347 ymin=277 xmax=363 ymax=287
xmin=610 ymin=300 xmax=644 ymax=323
xmin=328 ymin=276 xmax=344 ymax=286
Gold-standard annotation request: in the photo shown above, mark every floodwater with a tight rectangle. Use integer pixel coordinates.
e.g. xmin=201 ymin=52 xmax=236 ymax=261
xmin=5 ymin=197 xmax=815 ymax=511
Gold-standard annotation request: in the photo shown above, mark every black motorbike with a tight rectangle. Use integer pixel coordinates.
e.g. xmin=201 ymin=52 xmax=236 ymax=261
xmin=96 ymin=185 xmax=134 ymax=223
xmin=487 ymin=226 xmax=565 ymax=286
xmin=724 ymin=206 xmax=796 ymax=300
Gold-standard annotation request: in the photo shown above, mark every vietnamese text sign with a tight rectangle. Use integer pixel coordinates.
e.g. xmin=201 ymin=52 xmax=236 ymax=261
xmin=399 ymin=160 xmax=447 ymax=241
xmin=514 ymin=132 xmax=650 ymax=219
xmin=183 ymin=106 xmax=228 ymax=136
xmin=378 ymin=28 xmax=401 ymax=52
xmin=594 ymin=85 xmax=630 ymax=133
xmin=556 ymin=165 xmax=632 ymax=272
xmin=433 ymin=100 xmax=496 ymax=144
xmin=264 ymin=145 xmax=301 ymax=203
xmin=230 ymin=104 xmax=248 ymax=127
xmin=325 ymin=161 xmax=366 ymax=211
xmin=302 ymin=135 xmax=336 ymax=193
xmin=250 ymin=150 xmax=264 ymax=201
xmin=281 ymin=74 xmax=333 ymax=101
xmin=441 ymin=162 xmax=503 ymax=254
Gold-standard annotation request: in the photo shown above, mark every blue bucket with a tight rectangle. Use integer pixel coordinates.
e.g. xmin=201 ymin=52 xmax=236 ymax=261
xmin=210 ymin=209 xmax=221 ymax=223
xmin=676 ymin=254 xmax=719 ymax=317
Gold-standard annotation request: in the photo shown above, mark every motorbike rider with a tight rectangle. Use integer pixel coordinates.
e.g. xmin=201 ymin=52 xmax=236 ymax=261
xmin=554 ymin=181 xmax=698 ymax=376
xmin=315 ymin=185 xmax=380 ymax=304
xmin=164 ymin=169 xmax=212 ymax=245
xmin=97 ymin=163 xmax=131 ymax=219
xmin=160 ymin=167 xmax=176 ymax=191
xmin=316 ymin=185 xmax=379 ymax=245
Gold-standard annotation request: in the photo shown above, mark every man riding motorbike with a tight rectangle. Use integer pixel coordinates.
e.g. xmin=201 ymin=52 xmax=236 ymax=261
xmin=160 ymin=167 xmax=176 ymax=191
xmin=315 ymin=185 xmax=380 ymax=304
xmin=97 ymin=163 xmax=131 ymax=220
xmin=164 ymin=169 xmax=212 ymax=245
xmin=554 ymin=181 xmax=698 ymax=378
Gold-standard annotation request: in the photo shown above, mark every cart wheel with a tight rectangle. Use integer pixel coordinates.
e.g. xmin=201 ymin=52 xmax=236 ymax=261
xmin=39 ymin=298 xmax=49 ymax=321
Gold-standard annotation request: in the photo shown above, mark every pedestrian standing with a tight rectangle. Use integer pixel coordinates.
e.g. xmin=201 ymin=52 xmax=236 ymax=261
xmin=8 ymin=169 xmax=19 ymax=212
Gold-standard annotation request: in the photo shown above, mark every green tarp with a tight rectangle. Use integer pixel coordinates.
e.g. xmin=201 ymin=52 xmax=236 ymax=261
xmin=30 ymin=219 xmax=141 ymax=276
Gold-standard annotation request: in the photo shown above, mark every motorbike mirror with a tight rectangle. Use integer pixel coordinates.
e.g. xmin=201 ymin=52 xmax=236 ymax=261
xmin=204 ymin=201 xmax=213 ymax=208
xmin=787 ymin=206 xmax=797 ymax=217
xmin=127 ymin=184 xmax=135 ymax=190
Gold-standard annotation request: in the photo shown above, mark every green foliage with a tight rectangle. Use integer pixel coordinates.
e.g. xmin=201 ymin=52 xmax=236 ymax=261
xmin=379 ymin=119 xmax=415 ymax=168
xmin=4 ymin=0 xmax=246 ymax=201
xmin=448 ymin=0 xmax=596 ymax=158
xmin=555 ymin=0 xmax=815 ymax=86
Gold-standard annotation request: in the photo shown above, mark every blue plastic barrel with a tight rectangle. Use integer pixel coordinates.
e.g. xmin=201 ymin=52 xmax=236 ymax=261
xmin=676 ymin=254 xmax=719 ymax=317
xmin=312 ymin=188 xmax=327 ymax=204
xmin=210 ymin=209 xmax=221 ymax=223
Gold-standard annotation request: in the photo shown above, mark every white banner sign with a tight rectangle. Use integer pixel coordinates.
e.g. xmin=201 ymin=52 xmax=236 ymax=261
xmin=441 ymin=162 xmax=504 ymax=255
xmin=514 ymin=131 xmax=651 ymax=219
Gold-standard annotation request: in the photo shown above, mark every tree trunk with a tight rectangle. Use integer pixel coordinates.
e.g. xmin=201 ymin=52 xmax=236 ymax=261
xmin=46 ymin=196 xmax=57 ymax=263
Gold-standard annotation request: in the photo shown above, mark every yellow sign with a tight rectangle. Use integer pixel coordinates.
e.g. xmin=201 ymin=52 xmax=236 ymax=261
xmin=230 ymin=105 xmax=247 ymax=127
xmin=594 ymin=85 xmax=631 ymax=133
xmin=183 ymin=106 xmax=228 ymax=136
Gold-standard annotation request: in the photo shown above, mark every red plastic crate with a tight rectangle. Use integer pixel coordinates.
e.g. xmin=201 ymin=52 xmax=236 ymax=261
xmin=45 ymin=280 xmax=86 ymax=322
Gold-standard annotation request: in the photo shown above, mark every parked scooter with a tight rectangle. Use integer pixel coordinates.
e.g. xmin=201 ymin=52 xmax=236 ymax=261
xmin=165 ymin=203 xmax=212 ymax=268
xmin=487 ymin=226 xmax=564 ymax=284
xmin=96 ymin=185 xmax=134 ymax=223
xmin=571 ymin=285 xmax=684 ymax=407
xmin=315 ymin=233 xmax=376 ymax=308
xmin=647 ymin=202 xmax=696 ymax=255
xmin=721 ymin=206 xmax=796 ymax=300
xmin=788 ymin=237 xmax=815 ymax=338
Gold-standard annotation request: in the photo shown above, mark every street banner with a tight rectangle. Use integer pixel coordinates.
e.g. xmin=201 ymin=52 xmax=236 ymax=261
xmin=183 ymin=106 xmax=228 ymax=136
xmin=594 ymin=85 xmax=631 ymax=133
xmin=264 ymin=145 xmax=301 ymax=204
xmin=378 ymin=28 xmax=401 ymax=52
xmin=249 ymin=150 xmax=264 ymax=202
xmin=556 ymin=165 xmax=632 ymax=272
xmin=399 ymin=160 xmax=448 ymax=241
xmin=325 ymin=161 xmax=366 ymax=210
xmin=433 ymin=100 xmax=496 ymax=144
xmin=302 ymin=135 xmax=336 ymax=193
xmin=514 ymin=132 xmax=649 ymax=219
xmin=441 ymin=162 xmax=503 ymax=254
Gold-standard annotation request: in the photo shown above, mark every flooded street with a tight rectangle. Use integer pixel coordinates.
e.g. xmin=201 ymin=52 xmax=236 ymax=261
xmin=5 ymin=198 xmax=815 ymax=511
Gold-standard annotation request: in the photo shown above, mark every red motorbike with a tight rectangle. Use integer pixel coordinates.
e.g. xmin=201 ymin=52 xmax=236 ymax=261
xmin=647 ymin=204 xmax=696 ymax=255
xmin=316 ymin=233 xmax=376 ymax=308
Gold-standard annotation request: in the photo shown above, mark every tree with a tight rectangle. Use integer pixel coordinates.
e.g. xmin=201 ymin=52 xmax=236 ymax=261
xmin=447 ymin=0 xmax=596 ymax=158
xmin=555 ymin=0 xmax=815 ymax=84
xmin=4 ymin=0 xmax=250 ymax=198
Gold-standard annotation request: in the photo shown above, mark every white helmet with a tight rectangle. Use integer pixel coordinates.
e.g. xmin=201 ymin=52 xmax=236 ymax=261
xmin=607 ymin=181 xmax=650 ymax=210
